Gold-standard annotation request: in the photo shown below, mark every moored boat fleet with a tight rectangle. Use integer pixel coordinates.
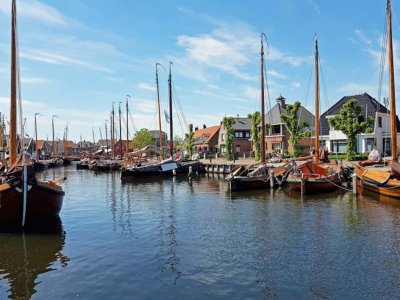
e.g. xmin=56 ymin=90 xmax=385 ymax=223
xmin=1 ymin=0 xmax=400 ymax=231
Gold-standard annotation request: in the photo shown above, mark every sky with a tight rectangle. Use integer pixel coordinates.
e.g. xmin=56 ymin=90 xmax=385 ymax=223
xmin=0 ymin=0 xmax=398 ymax=142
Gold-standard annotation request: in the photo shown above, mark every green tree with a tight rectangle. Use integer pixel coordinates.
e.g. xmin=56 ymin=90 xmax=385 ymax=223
xmin=329 ymin=98 xmax=374 ymax=160
xmin=281 ymin=101 xmax=311 ymax=158
xmin=174 ymin=136 xmax=184 ymax=152
xmin=249 ymin=112 xmax=261 ymax=160
xmin=223 ymin=117 xmax=235 ymax=161
xmin=130 ymin=128 xmax=155 ymax=149
xmin=187 ymin=124 xmax=194 ymax=157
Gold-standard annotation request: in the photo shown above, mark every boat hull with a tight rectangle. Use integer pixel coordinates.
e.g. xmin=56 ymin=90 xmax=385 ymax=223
xmin=229 ymin=175 xmax=270 ymax=191
xmin=287 ymin=173 xmax=340 ymax=194
xmin=0 ymin=182 xmax=64 ymax=226
xmin=354 ymin=164 xmax=400 ymax=198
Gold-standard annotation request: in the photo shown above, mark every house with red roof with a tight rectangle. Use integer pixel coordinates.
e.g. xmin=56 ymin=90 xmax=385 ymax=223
xmin=193 ymin=125 xmax=221 ymax=154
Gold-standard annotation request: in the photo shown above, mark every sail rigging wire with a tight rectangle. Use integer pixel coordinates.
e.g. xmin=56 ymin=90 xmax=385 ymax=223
xmin=172 ymin=82 xmax=188 ymax=136
xmin=378 ymin=10 xmax=388 ymax=104
xmin=262 ymin=34 xmax=273 ymax=126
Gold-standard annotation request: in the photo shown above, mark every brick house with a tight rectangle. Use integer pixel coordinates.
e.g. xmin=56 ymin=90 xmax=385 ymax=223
xmin=218 ymin=116 xmax=252 ymax=157
xmin=193 ymin=125 xmax=221 ymax=153
xmin=113 ymin=140 xmax=131 ymax=157
xmin=265 ymin=95 xmax=315 ymax=157
xmin=35 ymin=140 xmax=52 ymax=159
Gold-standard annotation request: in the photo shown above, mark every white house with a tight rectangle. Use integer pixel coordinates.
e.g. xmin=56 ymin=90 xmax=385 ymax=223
xmin=319 ymin=93 xmax=400 ymax=156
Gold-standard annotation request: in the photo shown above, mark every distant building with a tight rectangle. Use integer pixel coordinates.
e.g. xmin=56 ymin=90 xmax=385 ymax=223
xmin=264 ymin=95 xmax=315 ymax=156
xmin=150 ymin=130 xmax=168 ymax=148
xmin=193 ymin=125 xmax=220 ymax=153
xmin=218 ymin=116 xmax=252 ymax=157
xmin=113 ymin=140 xmax=131 ymax=157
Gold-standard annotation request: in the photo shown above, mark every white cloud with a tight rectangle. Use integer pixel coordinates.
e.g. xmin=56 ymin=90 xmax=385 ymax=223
xmin=137 ymin=82 xmax=156 ymax=92
xmin=21 ymin=76 xmax=50 ymax=84
xmin=0 ymin=0 xmax=76 ymax=27
xmin=291 ymin=81 xmax=301 ymax=88
xmin=267 ymin=69 xmax=286 ymax=79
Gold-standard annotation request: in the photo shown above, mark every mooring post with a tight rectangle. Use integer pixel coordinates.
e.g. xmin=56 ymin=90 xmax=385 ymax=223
xmin=352 ymin=174 xmax=357 ymax=194
xmin=188 ymin=166 xmax=193 ymax=178
xmin=301 ymin=179 xmax=305 ymax=195
xmin=269 ymin=169 xmax=274 ymax=188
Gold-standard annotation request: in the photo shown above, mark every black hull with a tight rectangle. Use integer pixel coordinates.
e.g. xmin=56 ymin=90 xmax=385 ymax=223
xmin=33 ymin=161 xmax=47 ymax=170
xmin=229 ymin=175 xmax=271 ymax=191
xmin=121 ymin=160 xmax=202 ymax=180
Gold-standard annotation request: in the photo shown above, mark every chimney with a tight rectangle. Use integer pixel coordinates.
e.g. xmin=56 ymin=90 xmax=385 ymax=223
xmin=195 ymin=126 xmax=198 ymax=131
xmin=203 ymin=124 xmax=206 ymax=129
xmin=276 ymin=94 xmax=286 ymax=108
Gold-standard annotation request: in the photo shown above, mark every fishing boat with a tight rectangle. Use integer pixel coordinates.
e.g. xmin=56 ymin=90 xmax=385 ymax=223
xmin=226 ymin=34 xmax=291 ymax=191
xmin=287 ymin=37 xmax=341 ymax=194
xmin=354 ymin=0 xmax=400 ymax=198
xmin=121 ymin=62 xmax=201 ymax=180
xmin=0 ymin=0 xmax=65 ymax=227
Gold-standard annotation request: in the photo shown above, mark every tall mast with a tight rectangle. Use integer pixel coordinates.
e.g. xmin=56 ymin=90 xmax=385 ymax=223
xmin=92 ymin=127 xmax=95 ymax=147
xmin=111 ymin=103 xmax=115 ymax=159
xmin=260 ymin=34 xmax=266 ymax=163
xmin=52 ymin=115 xmax=57 ymax=160
xmin=315 ymin=37 xmax=320 ymax=163
xmin=105 ymin=120 xmax=109 ymax=155
xmin=34 ymin=113 xmax=39 ymax=160
xmin=126 ymin=95 xmax=130 ymax=154
xmin=156 ymin=63 xmax=164 ymax=150
xmin=9 ymin=0 xmax=17 ymax=165
xmin=388 ymin=0 xmax=397 ymax=159
xmin=168 ymin=61 xmax=173 ymax=158
xmin=119 ymin=102 xmax=122 ymax=158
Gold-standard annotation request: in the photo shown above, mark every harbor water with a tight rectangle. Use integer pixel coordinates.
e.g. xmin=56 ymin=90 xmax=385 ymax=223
xmin=1 ymin=164 xmax=400 ymax=299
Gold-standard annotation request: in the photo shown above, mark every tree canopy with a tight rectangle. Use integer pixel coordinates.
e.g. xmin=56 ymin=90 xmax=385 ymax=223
xmin=328 ymin=98 xmax=374 ymax=160
xmin=223 ymin=117 xmax=235 ymax=160
xmin=249 ymin=112 xmax=261 ymax=160
xmin=281 ymin=101 xmax=311 ymax=157
xmin=187 ymin=124 xmax=194 ymax=157
xmin=130 ymin=128 xmax=155 ymax=149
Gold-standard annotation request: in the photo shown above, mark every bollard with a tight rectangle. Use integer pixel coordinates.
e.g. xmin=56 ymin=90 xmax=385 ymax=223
xmin=269 ymin=169 xmax=275 ymax=188
xmin=188 ymin=166 xmax=193 ymax=178
xmin=244 ymin=153 xmax=246 ymax=160
xmin=172 ymin=169 xmax=176 ymax=176
xmin=301 ymin=179 xmax=305 ymax=195
xmin=352 ymin=174 xmax=357 ymax=194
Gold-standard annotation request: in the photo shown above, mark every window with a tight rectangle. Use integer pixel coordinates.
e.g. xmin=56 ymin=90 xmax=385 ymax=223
xmin=272 ymin=142 xmax=282 ymax=151
xmin=365 ymin=138 xmax=375 ymax=152
xmin=221 ymin=134 xmax=224 ymax=141
xmin=330 ymin=140 xmax=347 ymax=153
xmin=235 ymin=132 xmax=244 ymax=138
xmin=245 ymin=131 xmax=250 ymax=138
xmin=272 ymin=125 xmax=281 ymax=135
xmin=319 ymin=140 xmax=326 ymax=147
xmin=383 ymin=138 xmax=391 ymax=156
xmin=235 ymin=146 xmax=241 ymax=153
xmin=378 ymin=117 xmax=382 ymax=128
xmin=220 ymin=145 xmax=226 ymax=153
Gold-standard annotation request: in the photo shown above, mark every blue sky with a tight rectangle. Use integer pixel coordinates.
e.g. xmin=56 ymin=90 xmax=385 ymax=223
xmin=0 ymin=0 xmax=398 ymax=141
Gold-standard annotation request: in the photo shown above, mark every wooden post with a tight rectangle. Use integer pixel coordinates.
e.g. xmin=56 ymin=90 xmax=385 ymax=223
xmin=352 ymin=175 xmax=357 ymax=194
xmin=270 ymin=169 xmax=275 ymax=188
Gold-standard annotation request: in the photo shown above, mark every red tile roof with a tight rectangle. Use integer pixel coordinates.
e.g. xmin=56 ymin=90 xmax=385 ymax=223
xmin=193 ymin=125 xmax=220 ymax=142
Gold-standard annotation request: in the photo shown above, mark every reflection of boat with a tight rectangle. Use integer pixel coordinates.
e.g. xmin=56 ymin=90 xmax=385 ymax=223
xmin=354 ymin=1 xmax=400 ymax=198
xmin=90 ymin=159 xmax=121 ymax=172
xmin=0 ymin=0 xmax=65 ymax=227
xmin=0 ymin=218 xmax=68 ymax=300
xmin=287 ymin=37 xmax=341 ymax=194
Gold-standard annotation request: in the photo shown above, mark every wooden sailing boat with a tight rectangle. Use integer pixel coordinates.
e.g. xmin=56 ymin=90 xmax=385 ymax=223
xmin=0 ymin=0 xmax=65 ymax=227
xmin=287 ymin=37 xmax=341 ymax=194
xmin=121 ymin=62 xmax=201 ymax=180
xmin=226 ymin=34 xmax=291 ymax=191
xmin=354 ymin=0 xmax=400 ymax=198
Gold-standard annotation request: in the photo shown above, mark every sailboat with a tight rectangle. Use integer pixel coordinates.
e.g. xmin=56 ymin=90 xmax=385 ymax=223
xmin=226 ymin=34 xmax=291 ymax=191
xmin=287 ymin=37 xmax=341 ymax=194
xmin=0 ymin=0 xmax=65 ymax=227
xmin=354 ymin=0 xmax=400 ymax=198
xmin=121 ymin=62 xmax=201 ymax=180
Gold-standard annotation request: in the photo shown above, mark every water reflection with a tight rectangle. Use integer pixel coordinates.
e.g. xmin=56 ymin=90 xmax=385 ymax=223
xmin=0 ymin=218 xmax=68 ymax=299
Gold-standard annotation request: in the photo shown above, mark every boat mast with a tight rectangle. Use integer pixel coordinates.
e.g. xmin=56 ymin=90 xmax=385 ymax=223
xmin=315 ymin=37 xmax=320 ymax=163
xmin=388 ymin=0 xmax=397 ymax=159
xmin=168 ymin=61 xmax=173 ymax=158
xmin=260 ymin=34 xmax=266 ymax=163
xmin=156 ymin=63 xmax=164 ymax=151
xmin=119 ymin=102 xmax=122 ymax=158
xmin=9 ymin=0 xmax=17 ymax=165
xmin=52 ymin=115 xmax=57 ymax=160
xmin=111 ymin=103 xmax=115 ymax=159
xmin=105 ymin=120 xmax=109 ymax=155
xmin=34 ymin=113 xmax=39 ymax=160
xmin=126 ymin=95 xmax=130 ymax=154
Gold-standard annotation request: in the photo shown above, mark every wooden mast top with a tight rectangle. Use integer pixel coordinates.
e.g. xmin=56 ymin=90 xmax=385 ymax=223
xmin=387 ymin=0 xmax=397 ymax=160
xmin=314 ymin=37 xmax=320 ymax=163
xmin=260 ymin=34 xmax=266 ymax=163
xmin=9 ymin=0 xmax=17 ymax=165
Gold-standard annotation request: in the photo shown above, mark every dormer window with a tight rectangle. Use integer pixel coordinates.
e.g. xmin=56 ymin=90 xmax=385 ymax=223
xmin=378 ymin=117 xmax=382 ymax=128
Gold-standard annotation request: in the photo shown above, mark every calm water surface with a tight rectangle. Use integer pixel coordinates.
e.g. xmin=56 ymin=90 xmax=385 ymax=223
xmin=1 ymin=164 xmax=400 ymax=299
